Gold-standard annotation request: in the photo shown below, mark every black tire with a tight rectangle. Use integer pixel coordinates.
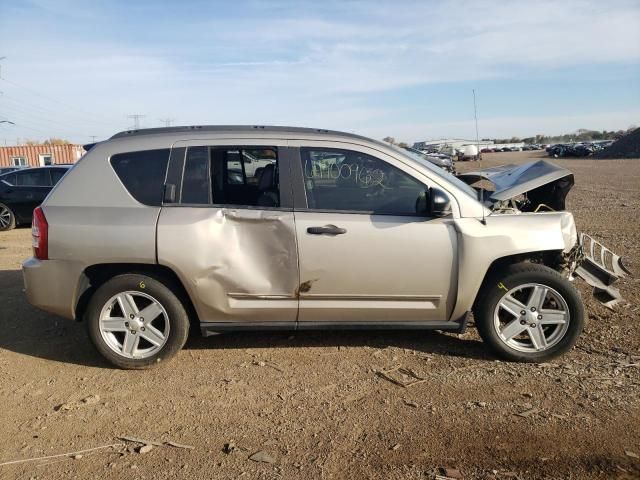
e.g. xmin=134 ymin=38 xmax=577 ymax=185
xmin=475 ymin=263 xmax=584 ymax=362
xmin=0 ymin=203 xmax=16 ymax=231
xmin=85 ymin=273 xmax=190 ymax=369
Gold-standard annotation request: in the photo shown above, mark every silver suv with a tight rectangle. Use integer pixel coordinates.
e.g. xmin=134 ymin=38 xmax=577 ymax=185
xmin=22 ymin=126 xmax=629 ymax=369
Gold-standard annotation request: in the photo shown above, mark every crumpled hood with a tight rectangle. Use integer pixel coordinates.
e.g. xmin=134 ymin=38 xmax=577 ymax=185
xmin=458 ymin=160 xmax=575 ymax=210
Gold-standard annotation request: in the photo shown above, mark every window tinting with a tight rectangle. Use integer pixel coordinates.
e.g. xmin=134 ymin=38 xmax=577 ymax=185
xmin=181 ymin=147 xmax=210 ymax=204
xmin=111 ymin=149 xmax=170 ymax=206
xmin=300 ymin=148 xmax=426 ymax=215
xmin=15 ymin=169 xmax=50 ymax=186
xmin=1 ymin=173 xmax=17 ymax=185
xmin=50 ymin=168 xmax=67 ymax=185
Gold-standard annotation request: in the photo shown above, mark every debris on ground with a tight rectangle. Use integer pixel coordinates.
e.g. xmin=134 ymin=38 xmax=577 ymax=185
xmin=0 ymin=443 xmax=124 ymax=467
xmin=376 ymin=366 xmax=428 ymax=388
xmin=248 ymin=450 xmax=276 ymax=463
xmin=514 ymin=407 xmax=540 ymax=418
xmin=223 ymin=442 xmax=237 ymax=454
xmin=118 ymin=436 xmax=164 ymax=447
xmin=166 ymin=441 xmax=194 ymax=450
xmin=54 ymin=395 xmax=101 ymax=411
xmin=138 ymin=444 xmax=153 ymax=454
xmin=437 ymin=466 xmax=464 ymax=479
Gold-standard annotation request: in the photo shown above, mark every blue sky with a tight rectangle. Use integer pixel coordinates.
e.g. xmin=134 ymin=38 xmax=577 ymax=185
xmin=0 ymin=0 xmax=639 ymax=144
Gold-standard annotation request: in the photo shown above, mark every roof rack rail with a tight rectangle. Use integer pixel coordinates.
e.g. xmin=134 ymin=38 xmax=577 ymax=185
xmin=108 ymin=125 xmax=375 ymax=143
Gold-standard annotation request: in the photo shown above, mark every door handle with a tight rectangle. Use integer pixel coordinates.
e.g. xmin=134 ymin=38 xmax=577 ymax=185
xmin=307 ymin=225 xmax=347 ymax=235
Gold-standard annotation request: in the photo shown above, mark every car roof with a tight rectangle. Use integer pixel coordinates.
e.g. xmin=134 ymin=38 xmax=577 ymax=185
xmin=109 ymin=125 xmax=388 ymax=147
xmin=0 ymin=165 xmax=70 ymax=175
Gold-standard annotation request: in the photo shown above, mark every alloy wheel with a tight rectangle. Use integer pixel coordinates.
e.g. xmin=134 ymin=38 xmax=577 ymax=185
xmin=98 ymin=291 xmax=170 ymax=359
xmin=493 ymin=283 xmax=570 ymax=353
xmin=0 ymin=205 xmax=12 ymax=229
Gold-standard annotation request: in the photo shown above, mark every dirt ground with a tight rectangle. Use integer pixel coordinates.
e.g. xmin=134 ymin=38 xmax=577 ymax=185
xmin=0 ymin=151 xmax=638 ymax=480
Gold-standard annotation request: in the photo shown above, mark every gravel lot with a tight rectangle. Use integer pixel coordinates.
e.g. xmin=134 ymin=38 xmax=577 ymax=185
xmin=0 ymin=151 xmax=638 ymax=479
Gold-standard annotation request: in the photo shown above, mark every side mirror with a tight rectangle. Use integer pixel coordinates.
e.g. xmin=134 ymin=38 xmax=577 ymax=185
xmin=430 ymin=187 xmax=452 ymax=217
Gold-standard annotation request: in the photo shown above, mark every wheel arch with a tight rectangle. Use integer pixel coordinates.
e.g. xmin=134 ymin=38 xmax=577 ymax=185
xmin=75 ymin=263 xmax=200 ymax=327
xmin=472 ymin=249 xmax=565 ymax=311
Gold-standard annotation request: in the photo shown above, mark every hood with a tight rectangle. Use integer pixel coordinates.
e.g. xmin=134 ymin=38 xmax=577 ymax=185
xmin=457 ymin=160 xmax=574 ymax=211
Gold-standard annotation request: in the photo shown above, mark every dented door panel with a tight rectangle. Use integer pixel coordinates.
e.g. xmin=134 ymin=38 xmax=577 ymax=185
xmin=157 ymin=207 xmax=299 ymax=324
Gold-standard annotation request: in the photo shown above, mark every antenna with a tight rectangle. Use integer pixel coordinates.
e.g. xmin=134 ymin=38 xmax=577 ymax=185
xmin=473 ymin=89 xmax=486 ymax=225
xmin=127 ymin=114 xmax=145 ymax=129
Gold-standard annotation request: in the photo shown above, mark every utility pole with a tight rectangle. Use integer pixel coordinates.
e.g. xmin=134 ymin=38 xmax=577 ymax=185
xmin=127 ymin=114 xmax=145 ymax=129
xmin=89 ymin=135 xmax=98 ymax=142
xmin=159 ymin=118 xmax=175 ymax=127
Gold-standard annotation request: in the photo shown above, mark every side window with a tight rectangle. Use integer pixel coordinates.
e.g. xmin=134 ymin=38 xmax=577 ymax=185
xmin=15 ymin=169 xmax=50 ymax=186
xmin=50 ymin=169 xmax=67 ymax=185
xmin=2 ymin=173 xmax=17 ymax=185
xmin=111 ymin=149 xmax=170 ymax=206
xmin=181 ymin=147 xmax=210 ymax=204
xmin=211 ymin=147 xmax=279 ymax=207
xmin=300 ymin=148 xmax=426 ymax=215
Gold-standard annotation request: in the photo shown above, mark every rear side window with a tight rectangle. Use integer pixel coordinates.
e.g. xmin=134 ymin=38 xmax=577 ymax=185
xmin=50 ymin=168 xmax=67 ymax=184
xmin=181 ymin=147 xmax=210 ymax=204
xmin=1 ymin=173 xmax=17 ymax=185
xmin=177 ymin=146 xmax=279 ymax=208
xmin=111 ymin=149 xmax=170 ymax=206
xmin=15 ymin=169 xmax=50 ymax=186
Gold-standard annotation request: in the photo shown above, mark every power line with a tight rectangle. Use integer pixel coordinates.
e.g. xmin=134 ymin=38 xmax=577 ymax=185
xmin=0 ymin=76 xmax=121 ymax=126
xmin=127 ymin=114 xmax=146 ymax=129
xmin=159 ymin=118 xmax=175 ymax=127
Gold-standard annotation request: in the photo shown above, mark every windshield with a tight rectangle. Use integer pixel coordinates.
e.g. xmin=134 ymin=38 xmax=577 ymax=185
xmin=390 ymin=145 xmax=479 ymax=199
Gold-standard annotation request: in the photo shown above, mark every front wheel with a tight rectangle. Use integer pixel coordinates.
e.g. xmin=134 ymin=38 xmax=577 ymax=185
xmin=86 ymin=273 xmax=190 ymax=369
xmin=475 ymin=263 xmax=584 ymax=362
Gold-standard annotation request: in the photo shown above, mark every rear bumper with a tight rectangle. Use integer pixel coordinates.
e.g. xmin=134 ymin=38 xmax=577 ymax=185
xmin=22 ymin=257 xmax=84 ymax=320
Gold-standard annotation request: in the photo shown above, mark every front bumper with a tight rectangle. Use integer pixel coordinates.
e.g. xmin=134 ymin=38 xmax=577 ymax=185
xmin=570 ymin=233 xmax=631 ymax=309
xmin=22 ymin=257 xmax=84 ymax=320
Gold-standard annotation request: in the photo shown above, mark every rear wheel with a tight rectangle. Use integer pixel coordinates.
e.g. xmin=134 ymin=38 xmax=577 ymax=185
xmin=0 ymin=203 xmax=16 ymax=231
xmin=86 ymin=273 xmax=190 ymax=369
xmin=475 ymin=263 xmax=584 ymax=362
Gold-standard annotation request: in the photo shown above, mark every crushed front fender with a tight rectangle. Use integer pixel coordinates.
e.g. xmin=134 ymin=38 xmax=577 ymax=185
xmin=570 ymin=233 xmax=632 ymax=309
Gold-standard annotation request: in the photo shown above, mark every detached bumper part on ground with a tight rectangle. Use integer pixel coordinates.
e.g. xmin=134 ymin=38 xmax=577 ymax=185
xmin=572 ymin=233 xmax=631 ymax=309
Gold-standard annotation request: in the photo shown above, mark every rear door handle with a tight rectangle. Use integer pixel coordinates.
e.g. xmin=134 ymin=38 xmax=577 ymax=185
xmin=307 ymin=225 xmax=347 ymax=235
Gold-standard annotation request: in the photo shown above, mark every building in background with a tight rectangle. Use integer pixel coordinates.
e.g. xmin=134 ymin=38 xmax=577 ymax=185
xmin=0 ymin=144 xmax=85 ymax=167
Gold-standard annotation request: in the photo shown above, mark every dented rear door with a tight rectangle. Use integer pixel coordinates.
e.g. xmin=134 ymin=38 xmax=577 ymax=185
xmin=156 ymin=140 xmax=299 ymax=327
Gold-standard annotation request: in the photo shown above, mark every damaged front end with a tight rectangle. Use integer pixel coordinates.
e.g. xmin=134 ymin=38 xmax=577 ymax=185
xmin=569 ymin=233 xmax=631 ymax=309
xmin=458 ymin=160 xmax=632 ymax=308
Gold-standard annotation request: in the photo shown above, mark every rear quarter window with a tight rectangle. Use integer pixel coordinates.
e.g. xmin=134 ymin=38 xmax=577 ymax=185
xmin=110 ymin=149 xmax=170 ymax=206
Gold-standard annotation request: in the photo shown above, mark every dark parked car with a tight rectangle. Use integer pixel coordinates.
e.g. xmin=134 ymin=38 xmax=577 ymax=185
xmin=0 ymin=166 xmax=71 ymax=231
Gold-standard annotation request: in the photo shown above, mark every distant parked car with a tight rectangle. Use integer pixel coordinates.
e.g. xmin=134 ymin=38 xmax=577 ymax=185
xmin=401 ymin=146 xmax=455 ymax=173
xmin=0 ymin=165 xmax=29 ymax=176
xmin=0 ymin=166 xmax=71 ymax=231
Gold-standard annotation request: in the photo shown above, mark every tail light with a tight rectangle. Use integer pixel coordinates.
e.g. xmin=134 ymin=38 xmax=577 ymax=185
xmin=32 ymin=207 xmax=49 ymax=260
